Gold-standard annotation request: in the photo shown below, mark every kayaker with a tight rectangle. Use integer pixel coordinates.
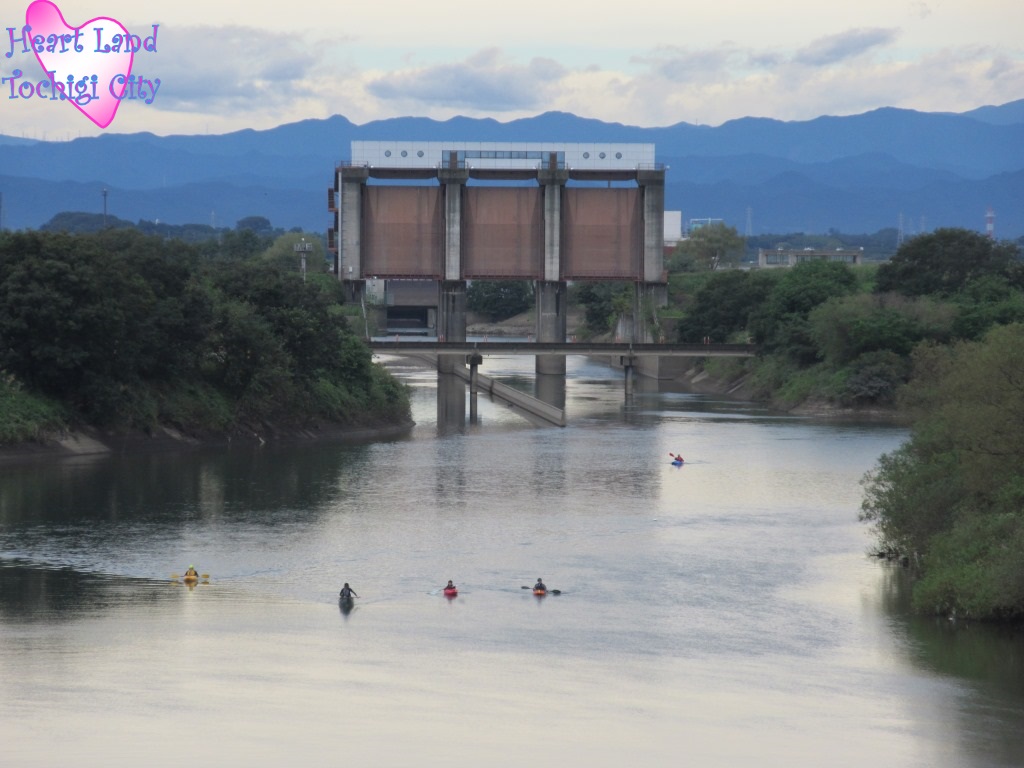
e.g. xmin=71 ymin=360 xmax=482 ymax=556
xmin=339 ymin=583 xmax=358 ymax=599
xmin=184 ymin=565 xmax=199 ymax=578
xmin=445 ymin=580 xmax=456 ymax=591
xmin=534 ymin=578 xmax=547 ymax=592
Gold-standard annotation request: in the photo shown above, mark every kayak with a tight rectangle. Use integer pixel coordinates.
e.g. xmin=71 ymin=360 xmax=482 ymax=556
xmin=443 ymin=587 xmax=458 ymax=597
xmin=671 ymin=459 xmax=684 ymax=466
xmin=183 ymin=574 xmax=199 ymax=583
xmin=533 ymin=589 xmax=547 ymax=596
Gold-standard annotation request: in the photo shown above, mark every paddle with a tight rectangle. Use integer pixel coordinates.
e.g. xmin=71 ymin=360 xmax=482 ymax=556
xmin=521 ymin=585 xmax=561 ymax=595
xmin=171 ymin=573 xmax=210 ymax=580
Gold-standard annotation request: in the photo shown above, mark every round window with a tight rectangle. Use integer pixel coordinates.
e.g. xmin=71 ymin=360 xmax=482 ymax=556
xmin=599 ymin=152 xmax=606 ymax=159
xmin=401 ymin=150 xmax=408 ymax=157
xmin=615 ymin=152 xmax=622 ymax=159
xmin=384 ymin=150 xmax=391 ymax=157
xmin=582 ymin=152 xmax=590 ymax=159
xmin=417 ymin=150 xmax=424 ymax=157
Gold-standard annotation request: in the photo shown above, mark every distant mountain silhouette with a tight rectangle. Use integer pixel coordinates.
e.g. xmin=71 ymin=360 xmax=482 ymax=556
xmin=1 ymin=101 xmax=1022 ymax=237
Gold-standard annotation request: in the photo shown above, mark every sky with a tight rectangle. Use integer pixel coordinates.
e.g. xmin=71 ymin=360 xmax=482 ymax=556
xmin=1 ymin=0 xmax=1022 ymax=139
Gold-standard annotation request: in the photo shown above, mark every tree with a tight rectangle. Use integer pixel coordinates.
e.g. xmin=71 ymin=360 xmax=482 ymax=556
xmin=860 ymin=323 xmax=1024 ymax=619
xmin=676 ymin=269 xmax=777 ymax=343
xmin=40 ymin=211 xmax=134 ymax=233
xmin=0 ymin=230 xmax=409 ymax=432
xmin=467 ymin=280 xmax=533 ymax=321
xmin=807 ymin=293 xmax=956 ymax=365
xmin=749 ymin=259 xmax=858 ymax=362
xmin=672 ymin=223 xmax=745 ymax=271
xmin=573 ymin=282 xmax=631 ymax=335
xmin=0 ymin=231 xmax=210 ymax=422
xmin=235 ymin=216 xmax=275 ymax=236
xmin=875 ymin=228 xmax=1022 ymax=297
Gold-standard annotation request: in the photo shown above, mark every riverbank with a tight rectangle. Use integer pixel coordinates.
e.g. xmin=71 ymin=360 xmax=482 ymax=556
xmin=672 ymin=360 xmax=902 ymax=421
xmin=0 ymin=417 xmax=415 ymax=464
xmin=469 ymin=310 xmax=901 ymax=422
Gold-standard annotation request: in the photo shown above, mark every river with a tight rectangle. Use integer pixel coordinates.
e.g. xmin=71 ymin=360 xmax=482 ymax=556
xmin=1 ymin=355 xmax=1022 ymax=767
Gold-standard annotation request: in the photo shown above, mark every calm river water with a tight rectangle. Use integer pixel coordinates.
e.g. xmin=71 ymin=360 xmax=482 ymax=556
xmin=2 ymin=355 xmax=1022 ymax=767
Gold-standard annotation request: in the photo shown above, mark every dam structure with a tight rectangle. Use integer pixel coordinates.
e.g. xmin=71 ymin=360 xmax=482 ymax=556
xmin=327 ymin=141 xmax=667 ymax=378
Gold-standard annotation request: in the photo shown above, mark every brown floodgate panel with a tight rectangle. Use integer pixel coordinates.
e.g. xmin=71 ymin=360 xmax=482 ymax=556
xmin=462 ymin=187 xmax=544 ymax=279
xmin=561 ymin=188 xmax=642 ymax=280
xmin=362 ymin=186 xmax=444 ymax=278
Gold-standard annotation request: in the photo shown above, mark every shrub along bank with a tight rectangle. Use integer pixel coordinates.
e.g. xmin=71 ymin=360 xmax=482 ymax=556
xmin=0 ymin=230 xmax=410 ymax=446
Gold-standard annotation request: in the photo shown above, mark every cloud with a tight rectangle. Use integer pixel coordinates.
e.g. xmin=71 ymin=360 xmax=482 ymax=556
xmin=633 ymin=45 xmax=745 ymax=83
xmin=146 ymin=25 xmax=324 ymax=113
xmin=794 ymin=28 xmax=899 ymax=67
xmin=365 ymin=48 xmax=567 ymax=111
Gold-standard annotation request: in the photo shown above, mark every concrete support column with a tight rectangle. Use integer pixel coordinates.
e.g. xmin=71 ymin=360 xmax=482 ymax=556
xmin=344 ymin=279 xmax=365 ymax=311
xmin=437 ymin=280 xmax=466 ymax=373
xmin=468 ymin=352 xmax=483 ymax=423
xmin=535 ymin=373 xmax=566 ymax=412
xmin=537 ymin=169 xmax=569 ymax=376
xmin=542 ymin=180 xmax=562 ymax=282
xmin=338 ymin=168 xmax=368 ymax=301
xmin=639 ymin=170 xmax=666 ymax=286
xmin=437 ymin=168 xmax=468 ymax=374
xmin=442 ymin=178 xmax=464 ymax=282
xmin=621 ymin=355 xmax=636 ymax=400
xmin=436 ymin=373 xmax=466 ymax=435
xmin=535 ymin=281 xmax=567 ymax=375
xmin=638 ymin=169 xmax=668 ymax=379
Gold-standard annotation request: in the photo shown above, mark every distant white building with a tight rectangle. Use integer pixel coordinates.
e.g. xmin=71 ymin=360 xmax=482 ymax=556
xmin=349 ymin=141 xmax=656 ymax=170
xmin=664 ymin=211 xmax=682 ymax=245
xmin=758 ymin=248 xmax=863 ymax=268
xmin=688 ymin=217 xmax=724 ymax=233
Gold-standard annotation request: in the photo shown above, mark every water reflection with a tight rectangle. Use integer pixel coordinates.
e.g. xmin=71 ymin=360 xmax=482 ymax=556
xmin=0 ymin=561 xmax=170 ymax=622
xmin=878 ymin=565 xmax=1024 ymax=691
xmin=877 ymin=564 xmax=1024 ymax=767
xmin=0 ymin=442 xmax=381 ymax=528
xmin=338 ymin=596 xmax=355 ymax=619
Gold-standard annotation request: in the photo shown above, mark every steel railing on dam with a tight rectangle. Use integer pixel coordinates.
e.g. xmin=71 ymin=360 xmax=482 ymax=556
xmin=367 ymin=341 xmax=757 ymax=357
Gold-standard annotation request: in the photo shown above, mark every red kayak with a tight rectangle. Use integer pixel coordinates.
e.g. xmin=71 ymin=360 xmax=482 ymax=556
xmin=443 ymin=587 xmax=458 ymax=597
xmin=533 ymin=589 xmax=547 ymax=596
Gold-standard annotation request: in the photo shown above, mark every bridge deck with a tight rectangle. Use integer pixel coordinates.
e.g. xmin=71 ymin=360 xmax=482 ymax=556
xmin=368 ymin=341 xmax=756 ymax=357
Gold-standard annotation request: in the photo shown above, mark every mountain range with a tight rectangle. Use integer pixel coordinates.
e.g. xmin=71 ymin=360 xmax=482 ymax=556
xmin=1 ymin=101 xmax=1023 ymax=238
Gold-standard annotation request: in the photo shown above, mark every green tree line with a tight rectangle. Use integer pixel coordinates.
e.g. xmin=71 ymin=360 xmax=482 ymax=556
xmin=0 ymin=229 xmax=409 ymax=442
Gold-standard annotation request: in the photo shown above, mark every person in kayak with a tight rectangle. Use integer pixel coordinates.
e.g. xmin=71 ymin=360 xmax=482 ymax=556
xmin=339 ymin=583 xmax=358 ymax=599
xmin=184 ymin=565 xmax=199 ymax=579
xmin=445 ymin=580 xmax=457 ymax=591
xmin=534 ymin=578 xmax=547 ymax=592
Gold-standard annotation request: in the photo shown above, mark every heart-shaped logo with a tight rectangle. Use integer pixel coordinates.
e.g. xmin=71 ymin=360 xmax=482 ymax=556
xmin=25 ymin=0 xmax=133 ymax=128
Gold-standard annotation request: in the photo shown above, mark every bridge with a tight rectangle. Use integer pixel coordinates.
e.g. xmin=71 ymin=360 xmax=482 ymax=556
xmin=369 ymin=340 xmax=757 ymax=427
xmin=368 ymin=341 xmax=756 ymax=358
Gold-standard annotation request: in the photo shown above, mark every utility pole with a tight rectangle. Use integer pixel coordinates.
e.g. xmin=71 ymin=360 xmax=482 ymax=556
xmin=294 ymin=237 xmax=312 ymax=281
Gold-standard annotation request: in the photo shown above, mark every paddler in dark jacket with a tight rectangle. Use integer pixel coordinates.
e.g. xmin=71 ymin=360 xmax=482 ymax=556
xmin=339 ymin=583 xmax=358 ymax=599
